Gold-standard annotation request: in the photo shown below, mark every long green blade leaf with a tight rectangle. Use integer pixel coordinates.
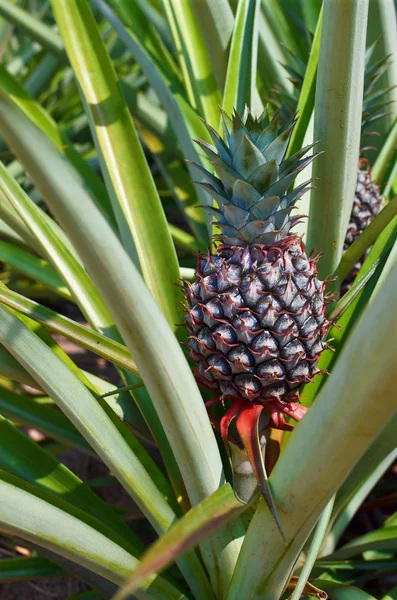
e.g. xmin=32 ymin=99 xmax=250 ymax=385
xmin=161 ymin=0 xmax=221 ymax=128
xmin=289 ymin=497 xmax=335 ymax=600
xmin=0 ymin=63 xmax=112 ymax=221
xmin=256 ymin=9 xmax=293 ymax=98
xmin=372 ymin=116 xmax=397 ymax=185
xmin=260 ymin=0 xmax=306 ymax=61
xmin=0 ymin=85 xmax=195 ymax=543
xmin=307 ymin=0 xmax=369 ymax=291
xmin=0 ymin=1 xmax=65 ymax=57
xmin=222 ymin=0 xmax=260 ymax=116
xmin=0 ymin=274 xmax=212 ymax=600
xmin=366 ymin=0 xmax=397 ymax=149
xmin=301 ymin=213 xmax=397 ymax=406
xmin=329 ymin=438 xmax=397 ymax=549
xmin=0 ymin=285 xmax=138 ymax=375
xmin=0 ymin=386 xmax=92 ymax=452
xmin=0 ymin=557 xmax=64 ymax=582
xmin=0 ymin=305 xmax=177 ymax=531
xmin=0 ymin=161 xmax=116 ymax=331
xmin=114 ymin=484 xmax=248 ymax=600
xmin=0 ymin=470 xmax=185 ymax=600
xmin=0 ymin=344 xmax=39 ymax=388
xmin=320 ymin=586 xmax=376 ymax=600
xmin=0 ymin=414 xmax=144 ymax=551
xmin=287 ymin=9 xmax=322 ymax=158
xmin=0 ymin=240 xmax=72 ymax=299
xmin=95 ymin=0 xmax=212 ymax=233
xmin=51 ymin=0 xmax=182 ymax=327
xmin=190 ymin=0 xmax=233 ymax=92
xmin=0 ymin=88 xmax=225 ymax=515
xmin=326 ymin=527 xmax=397 ymax=560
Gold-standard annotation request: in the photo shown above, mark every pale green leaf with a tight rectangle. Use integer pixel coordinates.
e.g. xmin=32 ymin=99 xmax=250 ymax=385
xmin=0 ymin=470 xmax=185 ymax=600
xmin=0 ymin=0 xmax=65 ymax=57
xmin=328 ymin=415 xmax=397 ymax=549
xmin=366 ymin=0 xmax=397 ymax=149
xmin=0 ymin=285 xmax=138 ymax=375
xmin=257 ymin=10 xmax=293 ymax=99
xmin=260 ymin=0 xmax=306 ymax=61
xmin=94 ymin=0 xmax=212 ymax=230
xmin=287 ymin=8 xmax=322 ymax=158
xmin=321 ymin=585 xmax=377 ymax=600
xmin=190 ymin=0 xmax=233 ymax=92
xmin=0 ymin=240 xmax=72 ymax=299
xmin=307 ymin=0 xmax=369 ymax=293
xmin=51 ymin=0 xmax=183 ymax=328
xmin=372 ymin=116 xmax=397 ymax=185
xmin=0 ymin=62 xmax=112 ymax=221
xmin=0 ymin=277 xmax=212 ymax=600
xmin=0 ymin=386 xmax=92 ymax=452
xmin=161 ymin=0 xmax=221 ymax=128
xmin=0 ymin=345 xmax=39 ymax=389
xmin=301 ymin=213 xmax=397 ymax=406
xmin=113 ymin=484 xmax=247 ymax=600
xmin=301 ymin=0 xmax=322 ymax=32
xmin=326 ymin=527 xmax=397 ymax=560
xmin=0 ymin=161 xmax=116 ymax=331
xmin=0 ymin=87 xmax=195 ymax=536
xmin=289 ymin=497 xmax=335 ymax=600
xmin=222 ymin=0 xmax=260 ymax=117
xmin=0 ymin=415 xmax=144 ymax=550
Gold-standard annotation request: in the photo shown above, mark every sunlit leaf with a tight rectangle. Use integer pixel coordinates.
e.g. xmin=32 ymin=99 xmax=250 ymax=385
xmin=307 ymin=0 xmax=369 ymax=294
xmin=113 ymin=484 xmax=248 ymax=600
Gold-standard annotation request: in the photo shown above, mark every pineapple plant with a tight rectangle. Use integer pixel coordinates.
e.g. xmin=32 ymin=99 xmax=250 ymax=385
xmin=269 ymin=42 xmax=390 ymax=293
xmin=184 ymin=108 xmax=331 ymax=500
xmin=0 ymin=1 xmax=395 ymax=599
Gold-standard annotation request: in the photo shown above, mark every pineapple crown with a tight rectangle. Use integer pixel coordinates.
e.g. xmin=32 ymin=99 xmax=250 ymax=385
xmin=192 ymin=107 xmax=316 ymax=246
xmin=360 ymin=42 xmax=395 ymax=148
xmin=269 ymin=39 xmax=394 ymax=150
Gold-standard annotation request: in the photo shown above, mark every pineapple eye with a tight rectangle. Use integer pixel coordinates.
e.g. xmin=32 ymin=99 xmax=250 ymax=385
xmin=257 ymin=359 xmax=285 ymax=382
xmin=234 ymin=374 xmax=262 ymax=399
xmin=251 ymin=331 xmax=278 ymax=357
xmin=227 ymin=345 xmax=255 ymax=373
xmin=212 ymin=324 xmax=238 ymax=350
xmin=280 ymin=339 xmax=306 ymax=366
xmin=206 ymin=354 xmax=232 ymax=379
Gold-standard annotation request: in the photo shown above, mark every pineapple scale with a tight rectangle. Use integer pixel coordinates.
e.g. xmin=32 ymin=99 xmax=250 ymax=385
xmin=185 ymin=236 xmax=328 ymax=404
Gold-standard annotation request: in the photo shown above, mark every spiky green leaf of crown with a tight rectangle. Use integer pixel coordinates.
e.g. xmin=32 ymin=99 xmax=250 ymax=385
xmin=192 ymin=108 xmax=317 ymax=246
xmin=269 ymin=39 xmax=393 ymax=149
xmin=360 ymin=44 xmax=394 ymax=146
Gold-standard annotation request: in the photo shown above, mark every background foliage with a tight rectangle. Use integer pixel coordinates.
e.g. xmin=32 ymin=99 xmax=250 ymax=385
xmin=0 ymin=1 xmax=395 ymax=599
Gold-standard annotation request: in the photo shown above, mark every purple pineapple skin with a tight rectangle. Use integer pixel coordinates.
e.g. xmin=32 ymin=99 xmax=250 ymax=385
xmin=341 ymin=163 xmax=383 ymax=294
xmin=185 ymin=236 xmax=329 ymax=406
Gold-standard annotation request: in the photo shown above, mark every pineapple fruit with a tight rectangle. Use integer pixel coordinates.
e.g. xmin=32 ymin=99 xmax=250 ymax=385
xmin=341 ymin=160 xmax=382 ymax=294
xmin=184 ymin=108 xmax=330 ymax=463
